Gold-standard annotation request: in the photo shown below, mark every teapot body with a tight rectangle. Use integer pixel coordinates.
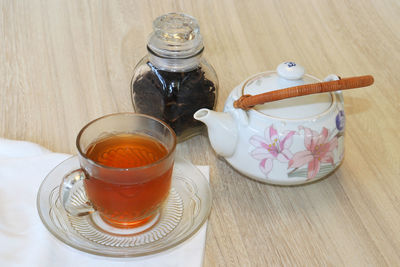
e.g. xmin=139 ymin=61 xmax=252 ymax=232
xmin=222 ymin=71 xmax=345 ymax=185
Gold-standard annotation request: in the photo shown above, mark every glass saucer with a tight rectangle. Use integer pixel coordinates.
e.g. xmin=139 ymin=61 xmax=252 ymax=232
xmin=37 ymin=156 xmax=212 ymax=257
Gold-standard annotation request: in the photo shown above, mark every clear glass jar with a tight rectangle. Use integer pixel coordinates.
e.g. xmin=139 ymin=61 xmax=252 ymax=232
xmin=131 ymin=13 xmax=218 ymax=142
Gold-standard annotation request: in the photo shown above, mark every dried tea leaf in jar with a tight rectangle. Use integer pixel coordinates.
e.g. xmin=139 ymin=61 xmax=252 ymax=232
xmin=131 ymin=13 xmax=218 ymax=142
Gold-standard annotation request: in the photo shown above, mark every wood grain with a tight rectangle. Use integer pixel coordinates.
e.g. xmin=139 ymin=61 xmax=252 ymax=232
xmin=1 ymin=0 xmax=400 ymax=266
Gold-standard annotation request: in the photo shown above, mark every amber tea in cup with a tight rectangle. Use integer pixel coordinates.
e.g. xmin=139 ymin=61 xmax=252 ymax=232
xmin=60 ymin=113 xmax=176 ymax=229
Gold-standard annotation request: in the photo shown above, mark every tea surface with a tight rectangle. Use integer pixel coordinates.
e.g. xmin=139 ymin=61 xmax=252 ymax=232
xmin=85 ymin=133 xmax=168 ymax=168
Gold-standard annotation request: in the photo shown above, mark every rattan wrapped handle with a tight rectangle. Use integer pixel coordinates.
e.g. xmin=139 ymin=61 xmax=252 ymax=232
xmin=233 ymin=75 xmax=374 ymax=110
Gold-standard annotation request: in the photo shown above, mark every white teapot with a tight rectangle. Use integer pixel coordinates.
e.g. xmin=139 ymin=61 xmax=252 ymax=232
xmin=194 ymin=62 xmax=352 ymax=185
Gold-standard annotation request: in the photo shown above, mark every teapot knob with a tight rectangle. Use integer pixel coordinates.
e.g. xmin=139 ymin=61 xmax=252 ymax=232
xmin=277 ymin=61 xmax=305 ymax=80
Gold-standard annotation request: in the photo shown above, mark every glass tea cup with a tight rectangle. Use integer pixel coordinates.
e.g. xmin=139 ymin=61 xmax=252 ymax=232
xmin=60 ymin=113 xmax=176 ymax=229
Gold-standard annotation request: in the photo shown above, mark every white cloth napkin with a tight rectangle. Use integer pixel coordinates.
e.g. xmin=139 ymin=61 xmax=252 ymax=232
xmin=0 ymin=138 xmax=209 ymax=267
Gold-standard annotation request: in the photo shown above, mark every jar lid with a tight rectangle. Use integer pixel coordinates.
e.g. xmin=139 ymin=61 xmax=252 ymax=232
xmin=148 ymin=13 xmax=204 ymax=59
xmin=242 ymin=62 xmax=333 ymax=119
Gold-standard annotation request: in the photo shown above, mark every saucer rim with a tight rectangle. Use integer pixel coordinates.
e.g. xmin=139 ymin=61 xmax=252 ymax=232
xmin=36 ymin=155 xmax=212 ymax=258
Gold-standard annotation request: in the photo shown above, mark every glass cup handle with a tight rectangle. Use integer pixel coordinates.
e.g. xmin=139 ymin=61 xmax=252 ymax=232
xmin=59 ymin=169 xmax=95 ymax=216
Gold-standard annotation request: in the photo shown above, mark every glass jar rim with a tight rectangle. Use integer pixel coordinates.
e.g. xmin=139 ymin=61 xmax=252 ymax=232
xmin=147 ymin=45 xmax=204 ymax=59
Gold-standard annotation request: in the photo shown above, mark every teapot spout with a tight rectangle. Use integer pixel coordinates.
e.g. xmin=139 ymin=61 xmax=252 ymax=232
xmin=194 ymin=109 xmax=238 ymax=157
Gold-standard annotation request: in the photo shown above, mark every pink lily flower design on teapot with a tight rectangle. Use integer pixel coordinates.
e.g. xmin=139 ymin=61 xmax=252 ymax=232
xmin=250 ymin=125 xmax=295 ymax=177
xmin=288 ymin=126 xmax=338 ymax=179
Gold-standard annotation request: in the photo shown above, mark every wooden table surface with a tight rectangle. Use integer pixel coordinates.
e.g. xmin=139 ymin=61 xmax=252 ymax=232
xmin=2 ymin=0 xmax=400 ymax=266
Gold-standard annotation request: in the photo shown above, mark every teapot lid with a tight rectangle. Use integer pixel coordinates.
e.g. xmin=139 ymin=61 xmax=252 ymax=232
xmin=242 ymin=62 xmax=332 ymax=119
